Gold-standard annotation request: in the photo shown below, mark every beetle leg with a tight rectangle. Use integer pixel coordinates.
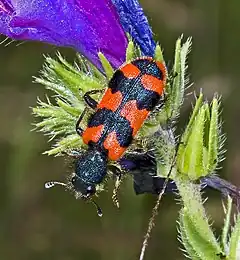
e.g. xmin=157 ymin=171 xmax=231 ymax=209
xmin=76 ymin=89 xmax=104 ymax=136
xmin=83 ymin=89 xmax=104 ymax=109
xmin=75 ymin=107 xmax=88 ymax=136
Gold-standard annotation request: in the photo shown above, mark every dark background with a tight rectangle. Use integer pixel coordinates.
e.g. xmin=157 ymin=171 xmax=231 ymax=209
xmin=0 ymin=0 xmax=239 ymax=259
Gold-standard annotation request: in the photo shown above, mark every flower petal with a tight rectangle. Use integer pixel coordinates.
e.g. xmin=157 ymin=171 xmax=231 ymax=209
xmin=111 ymin=0 xmax=156 ymax=56
xmin=120 ymin=153 xmax=177 ymax=194
xmin=202 ymin=175 xmax=240 ymax=209
xmin=0 ymin=1 xmax=13 ymax=35
xmin=0 ymin=0 xmax=127 ymax=70
xmin=121 ymin=153 xmax=240 ymax=209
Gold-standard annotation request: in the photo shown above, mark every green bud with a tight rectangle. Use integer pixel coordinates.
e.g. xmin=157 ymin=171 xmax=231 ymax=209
xmin=177 ymin=94 xmax=221 ymax=180
xmin=177 ymin=101 xmax=207 ymax=179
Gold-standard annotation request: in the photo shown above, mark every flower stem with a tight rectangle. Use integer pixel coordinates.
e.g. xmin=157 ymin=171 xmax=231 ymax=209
xmin=176 ymin=175 xmax=223 ymax=259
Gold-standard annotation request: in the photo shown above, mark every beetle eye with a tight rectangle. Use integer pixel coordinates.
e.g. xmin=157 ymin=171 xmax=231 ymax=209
xmin=87 ymin=185 xmax=96 ymax=195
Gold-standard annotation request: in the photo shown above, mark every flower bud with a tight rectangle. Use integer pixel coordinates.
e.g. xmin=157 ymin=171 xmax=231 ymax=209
xmin=177 ymin=93 xmax=221 ymax=180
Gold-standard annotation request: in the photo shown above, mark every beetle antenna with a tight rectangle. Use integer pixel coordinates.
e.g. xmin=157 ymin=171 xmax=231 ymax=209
xmin=91 ymin=199 xmax=103 ymax=217
xmin=44 ymin=181 xmax=66 ymax=189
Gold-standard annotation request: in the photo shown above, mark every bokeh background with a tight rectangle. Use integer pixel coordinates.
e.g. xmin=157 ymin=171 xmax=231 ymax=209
xmin=0 ymin=0 xmax=239 ymax=259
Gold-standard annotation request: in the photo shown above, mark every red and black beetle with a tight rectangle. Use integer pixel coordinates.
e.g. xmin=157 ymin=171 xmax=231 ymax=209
xmin=45 ymin=57 xmax=167 ymax=214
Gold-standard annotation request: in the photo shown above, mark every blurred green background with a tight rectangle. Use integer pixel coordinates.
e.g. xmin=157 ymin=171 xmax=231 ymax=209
xmin=0 ymin=0 xmax=239 ymax=259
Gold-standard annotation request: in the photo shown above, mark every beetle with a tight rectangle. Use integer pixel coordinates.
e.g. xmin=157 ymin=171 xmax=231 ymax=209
xmin=45 ymin=57 xmax=167 ymax=214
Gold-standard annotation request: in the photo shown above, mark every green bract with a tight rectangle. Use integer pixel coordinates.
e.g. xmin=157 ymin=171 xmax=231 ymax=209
xmin=32 ymin=53 xmax=104 ymax=155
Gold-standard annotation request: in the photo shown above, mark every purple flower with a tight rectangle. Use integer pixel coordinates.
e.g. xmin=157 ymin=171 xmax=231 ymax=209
xmin=202 ymin=175 xmax=240 ymax=209
xmin=0 ymin=0 xmax=155 ymax=70
xmin=112 ymin=0 xmax=156 ymax=56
